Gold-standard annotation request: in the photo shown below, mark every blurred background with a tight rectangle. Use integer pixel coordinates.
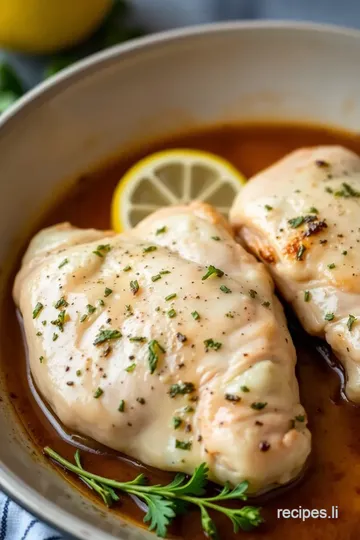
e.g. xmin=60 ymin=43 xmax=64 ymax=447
xmin=0 ymin=0 xmax=359 ymax=111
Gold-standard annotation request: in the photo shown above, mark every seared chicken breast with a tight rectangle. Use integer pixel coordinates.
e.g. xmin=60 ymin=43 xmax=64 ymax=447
xmin=14 ymin=202 xmax=310 ymax=493
xmin=230 ymin=146 xmax=360 ymax=402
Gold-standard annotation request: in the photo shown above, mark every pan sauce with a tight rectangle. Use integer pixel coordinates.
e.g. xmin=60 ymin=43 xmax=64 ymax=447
xmin=3 ymin=123 xmax=360 ymax=539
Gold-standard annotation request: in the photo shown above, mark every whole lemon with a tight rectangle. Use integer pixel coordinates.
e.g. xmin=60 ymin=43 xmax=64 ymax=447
xmin=0 ymin=0 xmax=113 ymax=53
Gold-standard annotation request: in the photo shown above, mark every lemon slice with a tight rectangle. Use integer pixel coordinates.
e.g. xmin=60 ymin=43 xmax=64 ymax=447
xmin=111 ymin=149 xmax=246 ymax=231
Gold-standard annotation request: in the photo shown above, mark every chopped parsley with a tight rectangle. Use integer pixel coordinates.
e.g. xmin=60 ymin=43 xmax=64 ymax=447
xmin=58 ymin=258 xmax=69 ymax=269
xmin=118 ymin=400 xmax=125 ymax=412
xmin=295 ymin=415 xmax=305 ymax=422
xmin=98 ymin=299 xmax=105 ymax=307
xmin=52 ymin=333 xmax=58 ymax=342
xmin=51 ymin=310 xmax=66 ymax=332
xmin=125 ymin=304 xmax=133 ymax=317
xmin=175 ymin=440 xmax=192 ymax=451
xmin=173 ymin=417 xmax=182 ymax=429
xmin=304 ymin=291 xmax=311 ymax=302
xmin=202 ymin=265 xmax=224 ymax=280
xmin=169 ymin=382 xmax=195 ymax=398
xmin=80 ymin=314 xmax=87 ymax=323
xmin=93 ymin=387 xmax=104 ymax=399
xmin=54 ymin=297 xmax=68 ymax=309
xmin=156 ymin=226 xmax=167 ymax=235
xmin=129 ymin=336 xmax=147 ymax=343
xmin=308 ymin=207 xmax=318 ymax=214
xmin=104 ymin=287 xmax=113 ymax=297
xmin=87 ymin=304 xmax=96 ymax=314
xmin=148 ymin=339 xmax=165 ymax=374
xmin=211 ymin=236 xmax=221 ymax=241
xmin=191 ymin=311 xmax=200 ymax=321
xmin=93 ymin=329 xmax=122 ymax=345
xmin=36 ymin=331 xmax=42 ymax=336
xmin=334 ymin=182 xmax=360 ymax=198
xmin=251 ymin=402 xmax=267 ymax=410
xmin=39 ymin=356 xmax=44 ymax=364
xmin=143 ymin=246 xmax=157 ymax=253
xmin=296 ymin=244 xmax=306 ymax=261
xmin=324 ymin=313 xmax=335 ymax=321
xmin=347 ymin=314 xmax=357 ymax=331
xmin=168 ymin=309 xmax=176 ymax=318
xmin=125 ymin=363 xmax=136 ymax=373
xmin=264 ymin=205 xmax=273 ymax=211
xmin=151 ymin=274 xmax=161 ymax=282
xmin=93 ymin=244 xmax=111 ymax=257
xmin=130 ymin=280 xmax=139 ymax=295
xmin=288 ymin=216 xmax=305 ymax=228
xmin=76 ymin=370 xmax=82 ymax=377
xmin=32 ymin=302 xmax=44 ymax=319
xmin=165 ymin=293 xmax=177 ymax=302
xmin=327 ymin=263 xmax=336 ymax=269
xmin=220 ymin=285 xmax=232 ymax=294
xmin=241 ymin=386 xmax=250 ymax=393
xmin=160 ymin=270 xmax=171 ymax=275
xmin=123 ymin=265 xmax=132 ymax=272
xmin=204 ymin=338 xmax=222 ymax=351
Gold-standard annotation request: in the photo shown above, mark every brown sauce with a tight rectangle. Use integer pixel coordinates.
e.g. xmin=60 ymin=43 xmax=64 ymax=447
xmin=3 ymin=123 xmax=360 ymax=539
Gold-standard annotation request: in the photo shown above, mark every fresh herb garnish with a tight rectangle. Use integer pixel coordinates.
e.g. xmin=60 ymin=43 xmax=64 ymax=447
xmin=104 ymin=287 xmax=113 ymax=297
xmin=80 ymin=314 xmax=87 ymax=323
xmin=98 ymin=299 xmax=105 ymax=307
xmin=211 ymin=236 xmax=221 ymax=241
xmin=308 ymin=207 xmax=318 ymax=214
xmin=118 ymin=400 xmax=125 ymax=412
xmin=125 ymin=304 xmax=133 ymax=317
xmin=204 ymin=339 xmax=222 ymax=351
xmin=169 ymin=382 xmax=195 ymax=398
xmin=264 ymin=205 xmax=273 ymax=211
xmin=175 ymin=440 xmax=192 ymax=451
xmin=241 ymin=386 xmax=250 ymax=393
xmin=202 ymin=265 xmax=224 ymax=280
xmin=87 ymin=304 xmax=96 ymax=314
xmin=160 ymin=270 xmax=171 ymax=275
xmin=152 ymin=274 xmax=161 ymax=282
xmin=51 ymin=310 xmax=66 ymax=332
xmin=54 ymin=297 xmax=68 ymax=309
xmin=220 ymin=285 xmax=232 ymax=294
xmin=296 ymin=244 xmax=306 ymax=261
xmin=251 ymin=402 xmax=267 ymax=410
xmin=327 ymin=263 xmax=336 ymax=269
xmin=125 ymin=363 xmax=136 ymax=373
xmin=347 ymin=314 xmax=357 ymax=331
xmin=143 ymin=246 xmax=157 ymax=253
xmin=225 ymin=394 xmax=241 ymax=403
xmin=148 ymin=340 xmax=165 ymax=374
xmin=130 ymin=280 xmax=139 ymax=295
xmin=168 ymin=309 xmax=177 ymax=318
xmin=44 ymin=448 xmax=262 ymax=539
xmin=129 ymin=336 xmax=147 ymax=343
xmin=334 ymin=182 xmax=360 ymax=198
xmin=295 ymin=415 xmax=305 ymax=422
xmin=32 ymin=302 xmax=44 ymax=319
xmin=93 ymin=329 xmax=122 ymax=345
xmin=324 ymin=313 xmax=335 ymax=321
xmin=39 ymin=356 xmax=44 ymax=364
xmin=173 ymin=417 xmax=182 ymax=429
xmin=165 ymin=293 xmax=177 ymax=302
xmin=304 ymin=291 xmax=311 ymax=302
xmin=288 ymin=216 xmax=305 ymax=228
xmin=191 ymin=311 xmax=200 ymax=321
xmin=93 ymin=387 xmax=104 ymax=399
xmin=93 ymin=244 xmax=111 ymax=257
xmin=156 ymin=226 xmax=167 ymax=235
xmin=123 ymin=265 xmax=132 ymax=272
xmin=58 ymin=258 xmax=69 ymax=269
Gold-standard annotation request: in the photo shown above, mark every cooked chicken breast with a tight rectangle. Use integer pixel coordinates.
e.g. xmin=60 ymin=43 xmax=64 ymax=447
xmin=14 ymin=202 xmax=310 ymax=493
xmin=230 ymin=146 xmax=360 ymax=403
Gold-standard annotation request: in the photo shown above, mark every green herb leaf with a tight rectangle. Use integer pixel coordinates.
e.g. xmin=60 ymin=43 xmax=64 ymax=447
xmin=123 ymin=265 xmax=132 ymax=272
xmin=296 ymin=244 xmax=306 ymax=261
xmin=87 ymin=304 xmax=96 ymax=314
xmin=54 ymin=297 xmax=68 ymax=309
xmin=200 ymin=507 xmax=219 ymax=540
xmin=304 ymin=291 xmax=311 ymax=302
xmin=93 ymin=387 xmax=104 ymax=399
xmin=191 ymin=311 xmax=200 ymax=321
xmin=143 ymin=246 xmax=157 ymax=253
xmin=148 ymin=339 xmax=165 ymax=374
xmin=264 ymin=205 xmax=273 ymax=211
xmin=175 ymin=440 xmax=192 ymax=451
xmin=156 ymin=226 xmax=167 ymax=235
xmin=93 ymin=329 xmax=122 ymax=345
xmin=173 ymin=417 xmax=182 ymax=429
xmin=165 ymin=293 xmax=177 ymax=302
xmin=202 ymin=265 xmax=224 ymax=280
xmin=204 ymin=339 xmax=222 ymax=351
xmin=347 ymin=314 xmax=357 ymax=331
xmin=130 ymin=280 xmax=139 ymax=295
xmin=220 ymin=285 xmax=232 ymax=294
xmin=143 ymin=493 xmax=176 ymax=538
xmin=125 ymin=363 xmax=136 ymax=373
xmin=58 ymin=258 xmax=69 ymax=269
xmin=129 ymin=336 xmax=147 ymax=343
xmin=169 ymin=382 xmax=195 ymax=398
xmin=118 ymin=400 xmax=125 ymax=412
xmin=168 ymin=309 xmax=176 ymax=318
xmin=324 ymin=313 xmax=335 ymax=321
xmin=288 ymin=216 xmax=304 ymax=228
xmin=32 ymin=302 xmax=44 ymax=319
xmin=152 ymin=274 xmax=161 ymax=282
xmin=104 ymin=287 xmax=113 ymax=297
xmin=327 ymin=263 xmax=336 ymax=269
xmin=251 ymin=402 xmax=267 ymax=410
xmin=93 ymin=244 xmax=111 ymax=257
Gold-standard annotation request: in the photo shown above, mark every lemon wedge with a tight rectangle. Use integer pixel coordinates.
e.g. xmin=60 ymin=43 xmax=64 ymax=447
xmin=111 ymin=149 xmax=246 ymax=231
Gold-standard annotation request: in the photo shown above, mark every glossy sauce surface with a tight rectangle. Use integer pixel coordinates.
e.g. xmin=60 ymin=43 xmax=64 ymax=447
xmin=3 ymin=123 xmax=360 ymax=539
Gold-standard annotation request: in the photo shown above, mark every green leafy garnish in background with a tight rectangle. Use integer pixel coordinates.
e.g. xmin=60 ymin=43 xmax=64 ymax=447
xmin=44 ymin=447 xmax=263 ymax=539
xmin=0 ymin=0 xmax=145 ymax=112
xmin=0 ymin=62 xmax=24 ymax=112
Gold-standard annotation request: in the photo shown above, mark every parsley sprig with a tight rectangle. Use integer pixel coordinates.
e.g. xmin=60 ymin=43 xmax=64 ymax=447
xmin=44 ymin=448 xmax=262 ymax=538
